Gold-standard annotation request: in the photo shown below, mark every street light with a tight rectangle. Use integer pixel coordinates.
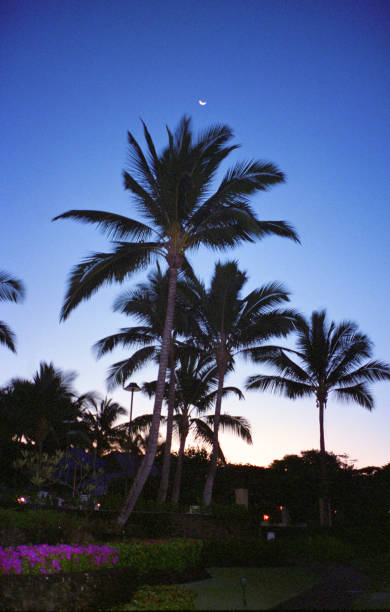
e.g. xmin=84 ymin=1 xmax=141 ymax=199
xmin=124 ymin=382 xmax=141 ymax=443
xmin=124 ymin=382 xmax=141 ymax=495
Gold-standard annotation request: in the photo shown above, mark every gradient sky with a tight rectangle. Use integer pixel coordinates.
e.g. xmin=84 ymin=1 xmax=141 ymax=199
xmin=1 ymin=0 xmax=389 ymax=469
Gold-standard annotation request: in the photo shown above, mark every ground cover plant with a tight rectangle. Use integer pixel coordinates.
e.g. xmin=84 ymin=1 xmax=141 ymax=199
xmin=117 ymin=585 xmax=196 ymax=610
xmin=0 ymin=543 xmax=118 ymax=574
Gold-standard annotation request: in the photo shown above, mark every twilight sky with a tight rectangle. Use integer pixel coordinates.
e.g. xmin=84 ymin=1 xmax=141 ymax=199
xmin=1 ymin=0 xmax=389 ymax=468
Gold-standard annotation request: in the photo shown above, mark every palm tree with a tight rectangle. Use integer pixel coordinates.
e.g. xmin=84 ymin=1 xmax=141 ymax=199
xmin=94 ymin=264 xmax=190 ymax=502
xmin=113 ymin=414 xmax=165 ymax=456
xmin=4 ymin=362 xmax=93 ymax=477
xmin=53 ymin=115 xmax=299 ymax=525
xmin=169 ymin=351 xmax=251 ymax=503
xmin=79 ymin=397 xmax=127 ymax=457
xmin=245 ymin=309 xmax=390 ymax=526
xmin=185 ymin=261 xmax=297 ymax=505
xmin=142 ymin=350 xmax=250 ymax=503
xmin=0 ymin=270 xmax=25 ymax=352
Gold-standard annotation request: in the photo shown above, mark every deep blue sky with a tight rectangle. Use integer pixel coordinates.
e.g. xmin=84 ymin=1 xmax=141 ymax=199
xmin=1 ymin=0 xmax=389 ymax=468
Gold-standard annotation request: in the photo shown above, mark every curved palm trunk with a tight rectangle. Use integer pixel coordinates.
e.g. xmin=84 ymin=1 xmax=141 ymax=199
xmin=318 ymin=399 xmax=331 ymax=527
xmin=157 ymin=339 xmax=176 ymax=503
xmin=117 ymin=263 xmax=180 ymax=527
xmin=202 ymin=363 xmax=226 ymax=506
xmin=171 ymin=427 xmax=188 ymax=504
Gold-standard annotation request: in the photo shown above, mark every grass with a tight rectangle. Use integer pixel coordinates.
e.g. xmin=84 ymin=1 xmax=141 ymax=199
xmin=179 ymin=566 xmax=319 ymax=610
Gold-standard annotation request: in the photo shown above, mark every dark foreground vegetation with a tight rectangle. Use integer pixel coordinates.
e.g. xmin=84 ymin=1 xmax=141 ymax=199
xmin=1 ymin=504 xmax=390 ymax=610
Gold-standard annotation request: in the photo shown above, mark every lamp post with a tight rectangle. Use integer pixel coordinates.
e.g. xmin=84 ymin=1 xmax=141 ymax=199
xmin=124 ymin=382 xmax=140 ymax=495
xmin=124 ymin=382 xmax=141 ymax=449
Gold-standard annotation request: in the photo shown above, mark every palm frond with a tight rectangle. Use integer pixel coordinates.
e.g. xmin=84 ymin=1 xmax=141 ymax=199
xmin=245 ymin=347 xmax=310 ymax=382
xmin=334 ymin=360 xmax=390 ymax=387
xmin=333 ymin=383 xmax=374 ymax=410
xmin=0 ymin=271 xmax=25 ymax=303
xmin=60 ymin=242 xmax=161 ymax=320
xmin=0 ymin=320 xmax=16 ymax=352
xmin=245 ymin=374 xmax=314 ymax=398
xmin=106 ymin=346 xmax=158 ymax=390
xmin=204 ymin=413 xmax=253 ymax=444
xmin=253 ymin=220 xmax=300 ymax=243
xmin=93 ymin=329 xmax=158 ymax=358
xmin=52 ymin=210 xmax=154 ymax=241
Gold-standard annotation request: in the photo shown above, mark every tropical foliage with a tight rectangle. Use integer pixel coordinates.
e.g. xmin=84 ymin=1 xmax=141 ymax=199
xmin=79 ymin=397 xmax=126 ymax=457
xmin=0 ymin=270 xmax=25 ymax=352
xmin=182 ymin=260 xmax=297 ymax=504
xmin=246 ymin=309 xmax=390 ymax=525
xmin=0 ymin=362 xmax=90 ymax=454
xmin=54 ymin=115 xmax=298 ymax=525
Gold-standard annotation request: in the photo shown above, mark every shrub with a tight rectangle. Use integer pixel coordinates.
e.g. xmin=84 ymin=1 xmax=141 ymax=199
xmin=118 ymin=585 xmax=196 ymax=610
xmin=201 ymin=537 xmax=288 ymax=567
xmin=113 ymin=539 xmax=203 ymax=576
xmin=0 ymin=508 xmax=85 ymax=531
xmin=298 ymin=534 xmax=354 ymax=562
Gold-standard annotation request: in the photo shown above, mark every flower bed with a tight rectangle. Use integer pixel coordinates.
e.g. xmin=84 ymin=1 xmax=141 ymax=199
xmin=0 ymin=544 xmax=118 ymax=575
xmin=0 ymin=539 xmax=204 ymax=611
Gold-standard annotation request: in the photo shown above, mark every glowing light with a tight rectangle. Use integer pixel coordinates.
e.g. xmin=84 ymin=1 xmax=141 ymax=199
xmin=263 ymin=514 xmax=270 ymax=521
xmin=279 ymin=506 xmax=283 ymax=510
xmin=198 ymin=99 xmax=207 ymax=106
xmin=17 ymin=497 xmax=27 ymax=504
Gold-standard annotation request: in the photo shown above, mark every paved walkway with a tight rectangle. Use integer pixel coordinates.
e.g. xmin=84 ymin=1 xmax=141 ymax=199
xmin=272 ymin=563 xmax=371 ymax=610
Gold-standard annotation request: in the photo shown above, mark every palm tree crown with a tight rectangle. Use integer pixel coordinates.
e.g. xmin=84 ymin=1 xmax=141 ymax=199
xmin=53 ymin=116 xmax=298 ymax=320
xmin=246 ymin=310 xmax=390 ymax=418
xmin=80 ymin=397 xmax=127 ymax=457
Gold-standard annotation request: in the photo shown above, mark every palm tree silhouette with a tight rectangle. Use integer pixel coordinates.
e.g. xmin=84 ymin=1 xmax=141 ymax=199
xmin=94 ymin=263 xmax=189 ymax=502
xmin=246 ymin=309 xmax=390 ymax=526
xmin=143 ymin=350 xmax=250 ymax=503
xmin=0 ymin=270 xmax=25 ymax=352
xmin=184 ymin=261 xmax=297 ymax=505
xmin=53 ymin=115 xmax=298 ymax=525
xmin=5 ymin=362 xmax=90 ymax=472
xmin=79 ymin=397 xmax=127 ymax=457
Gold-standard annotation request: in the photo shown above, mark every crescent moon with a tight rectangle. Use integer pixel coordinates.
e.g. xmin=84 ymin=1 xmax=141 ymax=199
xmin=198 ymin=99 xmax=207 ymax=106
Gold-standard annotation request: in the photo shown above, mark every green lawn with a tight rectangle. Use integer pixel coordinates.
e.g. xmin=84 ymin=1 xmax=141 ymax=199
xmin=180 ymin=566 xmax=319 ymax=610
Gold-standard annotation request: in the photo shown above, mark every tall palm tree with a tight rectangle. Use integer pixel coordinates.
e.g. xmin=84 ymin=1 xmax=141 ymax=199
xmin=185 ymin=261 xmax=297 ymax=505
xmin=245 ymin=309 xmax=390 ymax=526
xmin=94 ymin=264 xmax=190 ymax=502
xmin=169 ymin=352 xmax=250 ymax=503
xmin=79 ymin=397 xmax=127 ymax=457
xmin=53 ymin=115 xmax=299 ymax=525
xmin=0 ymin=270 xmax=25 ymax=352
xmin=142 ymin=350 xmax=250 ymax=503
